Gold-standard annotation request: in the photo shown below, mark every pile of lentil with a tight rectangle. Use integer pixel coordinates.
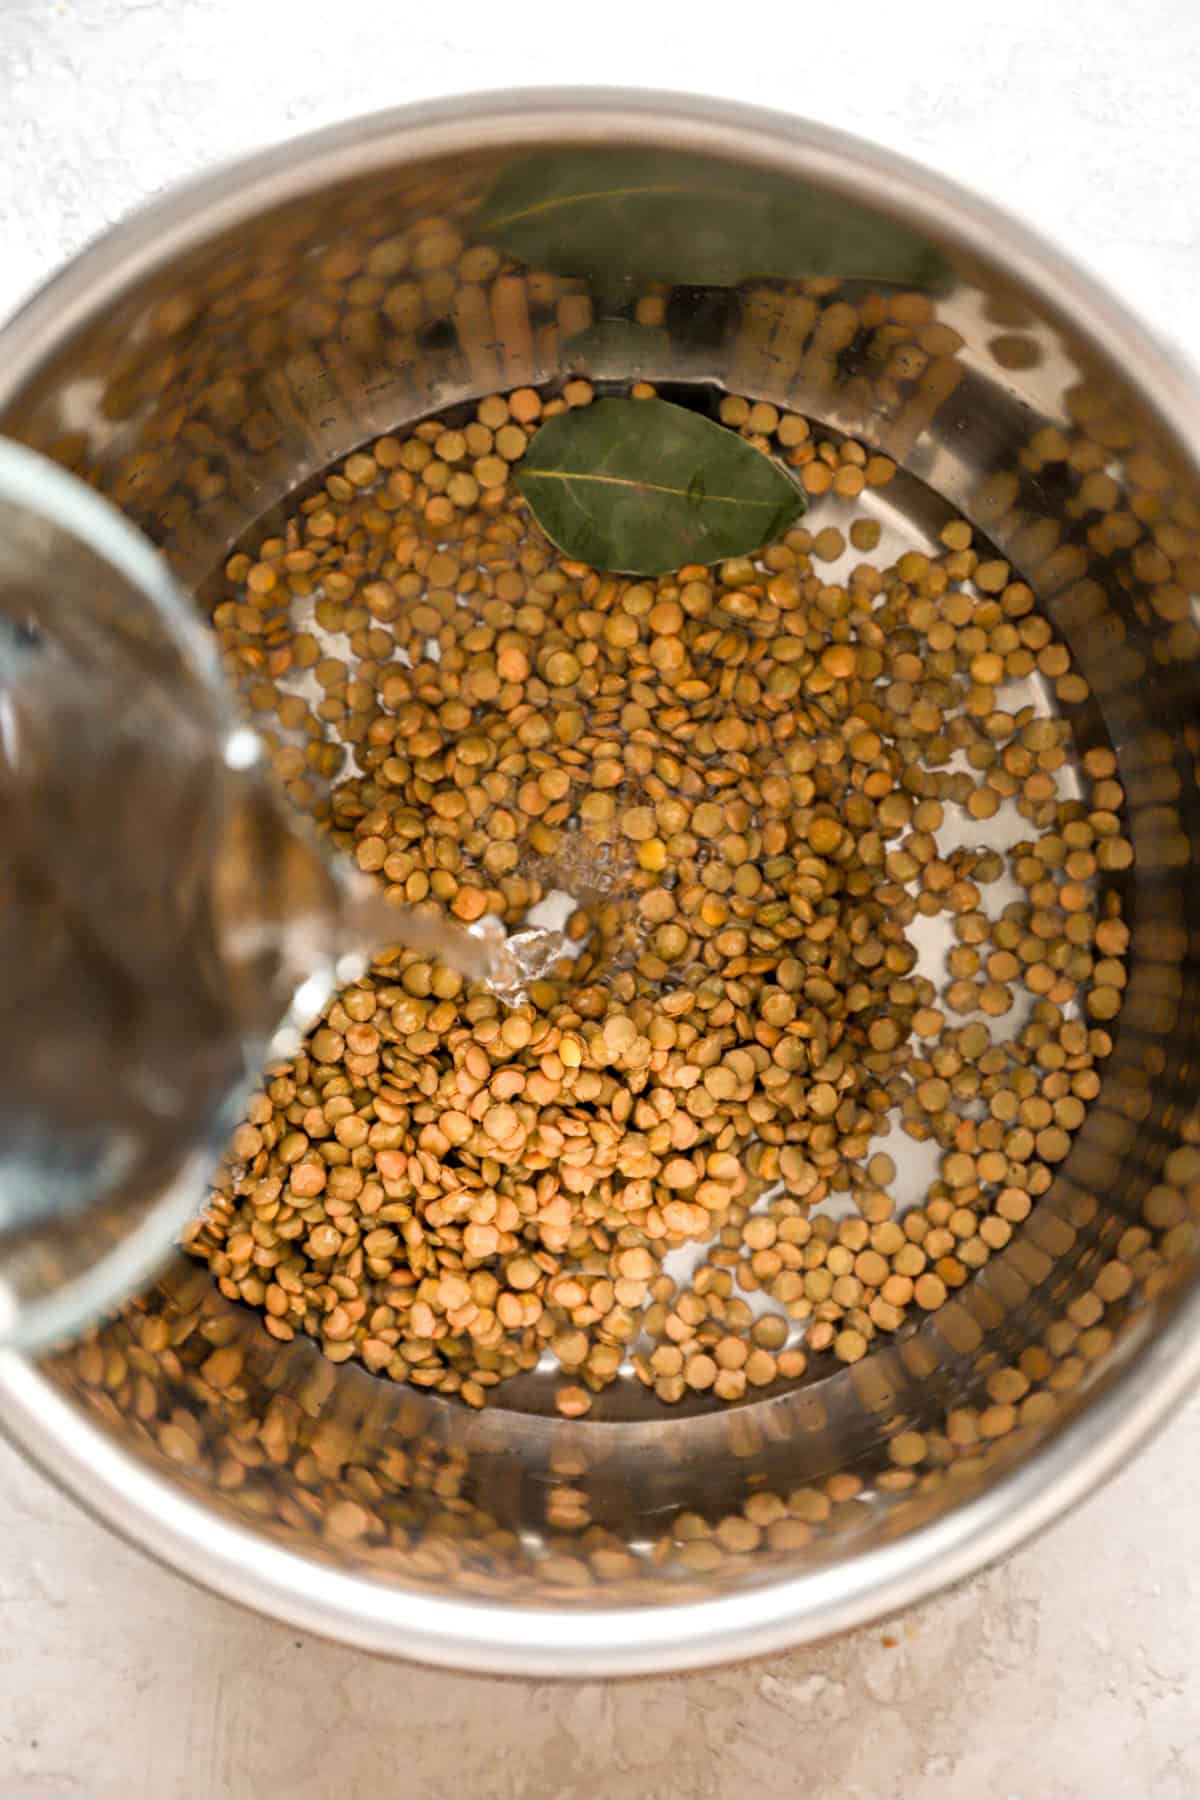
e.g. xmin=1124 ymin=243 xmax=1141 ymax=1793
xmin=188 ymin=381 xmax=1130 ymax=1416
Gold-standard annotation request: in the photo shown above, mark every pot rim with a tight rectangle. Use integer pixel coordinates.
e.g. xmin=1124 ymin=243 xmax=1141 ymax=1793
xmin=3 ymin=85 xmax=1199 ymax=1676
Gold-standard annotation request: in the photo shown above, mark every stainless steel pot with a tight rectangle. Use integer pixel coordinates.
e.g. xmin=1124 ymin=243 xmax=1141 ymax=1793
xmin=1 ymin=89 xmax=1198 ymax=1676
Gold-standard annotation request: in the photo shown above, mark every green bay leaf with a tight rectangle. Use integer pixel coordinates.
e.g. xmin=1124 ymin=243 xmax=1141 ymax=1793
xmin=515 ymin=397 xmax=805 ymax=576
xmin=476 ymin=148 xmax=950 ymax=291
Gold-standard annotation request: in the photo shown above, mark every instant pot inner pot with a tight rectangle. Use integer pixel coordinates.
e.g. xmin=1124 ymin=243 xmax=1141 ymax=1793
xmin=3 ymin=119 xmax=1198 ymax=1620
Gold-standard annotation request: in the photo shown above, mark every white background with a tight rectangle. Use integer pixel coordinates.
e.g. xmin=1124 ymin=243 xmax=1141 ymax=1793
xmin=3 ymin=2 xmax=1200 ymax=1794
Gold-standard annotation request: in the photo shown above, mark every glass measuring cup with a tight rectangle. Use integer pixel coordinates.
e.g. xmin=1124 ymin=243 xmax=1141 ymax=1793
xmin=0 ymin=438 xmax=368 ymax=1352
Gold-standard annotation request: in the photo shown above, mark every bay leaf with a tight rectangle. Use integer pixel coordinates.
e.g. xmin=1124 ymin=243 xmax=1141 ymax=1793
xmin=476 ymin=148 xmax=949 ymax=291
xmin=515 ymin=397 xmax=805 ymax=576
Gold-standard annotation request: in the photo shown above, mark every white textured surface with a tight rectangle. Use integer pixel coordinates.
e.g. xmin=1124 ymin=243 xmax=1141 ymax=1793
xmin=3 ymin=2 xmax=1200 ymax=1792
